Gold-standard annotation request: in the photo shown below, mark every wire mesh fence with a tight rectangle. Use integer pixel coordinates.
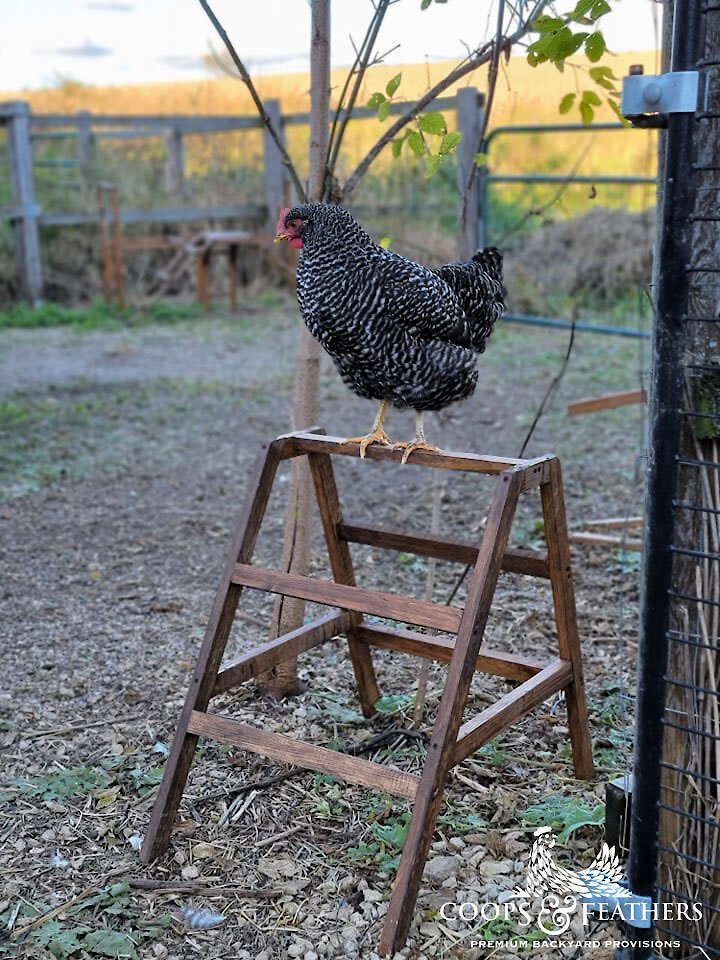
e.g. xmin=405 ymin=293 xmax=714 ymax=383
xmin=627 ymin=2 xmax=720 ymax=957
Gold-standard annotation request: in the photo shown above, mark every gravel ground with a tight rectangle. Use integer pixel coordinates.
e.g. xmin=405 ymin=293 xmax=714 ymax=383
xmin=0 ymin=297 xmax=646 ymax=960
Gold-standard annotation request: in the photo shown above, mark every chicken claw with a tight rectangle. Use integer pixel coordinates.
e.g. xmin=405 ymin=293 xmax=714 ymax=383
xmin=345 ymin=400 xmax=393 ymax=458
xmin=396 ymin=439 xmax=440 ymax=464
xmin=345 ymin=429 xmax=393 ymax=458
xmin=395 ymin=412 xmax=440 ymax=463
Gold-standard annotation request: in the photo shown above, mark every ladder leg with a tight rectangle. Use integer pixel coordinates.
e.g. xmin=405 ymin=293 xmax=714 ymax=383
xmin=540 ymin=458 xmax=594 ymax=780
xmin=379 ymin=469 xmax=523 ymax=955
xmin=141 ymin=439 xmax=285 ymax=862
xmin=308 ymin=451 xmax=380 ymax=716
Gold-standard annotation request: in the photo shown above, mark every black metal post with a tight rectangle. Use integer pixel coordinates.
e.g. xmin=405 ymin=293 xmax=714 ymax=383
xmin=620 ymin=2 xmax=707 ymax=958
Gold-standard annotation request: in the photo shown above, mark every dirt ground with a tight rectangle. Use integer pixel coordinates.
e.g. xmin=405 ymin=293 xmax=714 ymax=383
xmin=0 ymin=296 xmax=647 ymax=960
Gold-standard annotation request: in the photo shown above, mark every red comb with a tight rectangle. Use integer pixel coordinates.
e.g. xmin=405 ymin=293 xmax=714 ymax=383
xmin=276 ymin=207 xmax=291 ymax=234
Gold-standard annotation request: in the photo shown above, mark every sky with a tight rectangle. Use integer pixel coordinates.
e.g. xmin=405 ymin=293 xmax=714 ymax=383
xmin=0 ymin=0 xmax=663 ymax=94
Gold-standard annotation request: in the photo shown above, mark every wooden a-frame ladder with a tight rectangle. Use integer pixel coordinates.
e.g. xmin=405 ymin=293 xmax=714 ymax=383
xmin=141 ymin=429 xmax=594 ymax=956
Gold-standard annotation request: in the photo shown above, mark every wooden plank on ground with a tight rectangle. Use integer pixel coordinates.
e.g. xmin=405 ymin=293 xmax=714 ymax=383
xmin=232 ymin=563 xmax=463 ymax=633
xmin=581 ymin=516 xmax=643 ymax=528
xmin=186 ymin=711 xmax=419 ymax=800
xmin=568 ymin=389 xmax=646 ymax=416
xmin=569 ymin=532 xmax=643 ymax=551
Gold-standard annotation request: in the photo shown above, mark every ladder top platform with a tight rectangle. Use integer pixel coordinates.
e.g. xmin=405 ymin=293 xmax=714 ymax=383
xmin=278 ymin=429 xmax=554 ymax=477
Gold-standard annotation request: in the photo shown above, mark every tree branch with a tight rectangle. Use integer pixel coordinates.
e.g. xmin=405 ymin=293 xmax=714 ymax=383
xmin=196 ymin=0 xmax=307 ymax=202
xmin=327 ymin=0 xmax=395 ymax=179
xmin=341 ymin=0 xmax=549 ymax=200
xmin=459 ymin=0 xmax=507 ymax=235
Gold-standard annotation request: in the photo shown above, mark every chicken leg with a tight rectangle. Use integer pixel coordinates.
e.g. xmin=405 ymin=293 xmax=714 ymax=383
xmin=345 ymin=400 xmax=393 ymax=458
xmin=396 ymin=412 xmax=440 ymax=464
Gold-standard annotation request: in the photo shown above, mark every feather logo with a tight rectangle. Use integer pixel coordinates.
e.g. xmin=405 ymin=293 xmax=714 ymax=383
xmin=507 ymin=826 xmax=652 ymax=933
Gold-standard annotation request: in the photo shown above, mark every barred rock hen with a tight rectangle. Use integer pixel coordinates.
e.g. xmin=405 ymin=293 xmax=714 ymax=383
xmin=275 ymin=202 xmax=505 ymax=461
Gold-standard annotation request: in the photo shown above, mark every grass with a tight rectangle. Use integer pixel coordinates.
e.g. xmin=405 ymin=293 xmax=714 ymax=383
xmin=0 ymin=298 xmax=205 ymax=330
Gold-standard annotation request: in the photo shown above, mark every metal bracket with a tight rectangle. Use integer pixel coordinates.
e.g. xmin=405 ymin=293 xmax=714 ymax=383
xmin=621 ymin=70 xmax=703 ymax=117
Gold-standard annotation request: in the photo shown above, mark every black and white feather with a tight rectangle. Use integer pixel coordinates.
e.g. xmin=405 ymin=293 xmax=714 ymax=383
xmin=279 ymin=202 xmax=505 ymax=415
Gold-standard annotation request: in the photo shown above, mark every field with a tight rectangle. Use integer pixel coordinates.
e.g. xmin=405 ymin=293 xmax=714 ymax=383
xmin=0 ymin=49 xmax=660 ymax=305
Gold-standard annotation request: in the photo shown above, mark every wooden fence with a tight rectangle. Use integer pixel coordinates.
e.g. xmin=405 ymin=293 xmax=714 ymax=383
xmin=0 ymin=91 xmax=484 ymax=305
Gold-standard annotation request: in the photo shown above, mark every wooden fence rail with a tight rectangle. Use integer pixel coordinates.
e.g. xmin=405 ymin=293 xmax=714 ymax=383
xmin=0 ymin=92 xmax=481 ymax=305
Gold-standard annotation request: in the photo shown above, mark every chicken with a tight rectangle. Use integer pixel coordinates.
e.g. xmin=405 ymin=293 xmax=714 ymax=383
xmin=275 ymin=202 xmax=505 ymax=461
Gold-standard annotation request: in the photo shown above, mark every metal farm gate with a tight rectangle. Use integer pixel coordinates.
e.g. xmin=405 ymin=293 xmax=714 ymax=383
xmin=624 ymin=1 xmax=720 ymax=957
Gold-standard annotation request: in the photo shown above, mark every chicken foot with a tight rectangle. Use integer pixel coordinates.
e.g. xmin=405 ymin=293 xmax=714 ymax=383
xmin=395 ymin=412 xmax=440 ymax=464
xmin=345 ymin=400 xmax=393 ymax=458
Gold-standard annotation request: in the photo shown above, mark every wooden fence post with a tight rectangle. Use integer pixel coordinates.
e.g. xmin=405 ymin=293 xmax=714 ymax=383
xmin=3 ymin=100 xmax=43 ymax=304
xmin=77 ymin=110 xmax=95 ymax=191
xmin=164 ymin=126 xmax=185 ymax=193
xmin=263 ymin=99 xmax=288 ymax=226
xmin=456 ymin=87 xmax=485 ymax=259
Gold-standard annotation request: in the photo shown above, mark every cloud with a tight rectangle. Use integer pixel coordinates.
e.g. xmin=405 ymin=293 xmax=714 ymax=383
xmin=86 ymin=2 xmax=134 ymax=9
xmin=41 ymin=40 xmax=114 ymax=59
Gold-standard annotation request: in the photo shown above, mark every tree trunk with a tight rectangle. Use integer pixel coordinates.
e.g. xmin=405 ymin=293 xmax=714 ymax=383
xmin=257 ymin=0 xmax=330 ymax=698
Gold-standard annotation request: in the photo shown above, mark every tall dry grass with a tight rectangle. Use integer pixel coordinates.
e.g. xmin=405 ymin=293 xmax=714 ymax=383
xmin=2 ymin=51 xmax=659 ymax=183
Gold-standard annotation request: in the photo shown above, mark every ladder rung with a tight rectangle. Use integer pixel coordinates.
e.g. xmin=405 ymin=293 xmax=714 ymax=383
xmin=356 ymin=623 xmax=545 ymax=682
xmin=339 ymin=521 xmax=550 ymax=578
xmin=214 ymin=611 xmax=351 ymax=695
xmin=232 ymin=563 xmax=462 ymax=632
xmin=187 ymin=710 xmax=419 ymax=800
xmin=453 ymin=659 xmax=573 ymax=765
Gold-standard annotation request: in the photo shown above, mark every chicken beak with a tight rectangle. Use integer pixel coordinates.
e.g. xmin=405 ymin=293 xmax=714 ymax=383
xmin=274 ymin=231 xmax=289 ymax=244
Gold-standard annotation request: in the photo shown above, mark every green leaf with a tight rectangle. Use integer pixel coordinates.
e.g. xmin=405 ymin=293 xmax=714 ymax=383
xmin=391 ymin=138 xmax=404 ymax=158
xmin=385 ymin=73 xmax=402 ymax=98
xmin=589 ymin=64 xmax=617 ymax=83
xmin=307 ymin=691 xmax=363 ymax=725
xmin=425 ymin=154 xmax=444 ymax=178
xmin=372 ymin=814 xmax=410 ymax=849
xmin=582 ymin=89 xmax=602 ymax=106
xmin=551 ymin=27 xmax=589 ymax=60
xmin=474 ymin=151 xmax=488 ymax=166
xmin=571 ymin=0 xmax=596 ymax=18
xmin=591 ymin=0 xmax=611 ymax=17
xmin=377 ymin=98 xmax=390 ymax=121
xmin=579 ymin=100 xmax=595 ymax=124
xmin=524 ymin=795 xmax=606 ymax=842
xmin=374 ymin=693 xmax=415 ymax=714
xmin=585 ymin=31 xmax=606 ymax=62
xmin=417 ymin=111 xmax=447 ymax=136
xmin=559 ymin=92 xmax=576 ymax=114
xmin=533 ymin=15 xmax=565 ymax=32
xmin=83 ymin=929 xmax=138 ymax=958
xmin=439 ymin=130 xmax=462 ymax=155
xmin=421 ymin=0 xmax=432 ymax=8
xmin=367 ymin=92 xmax=386 ymax=109
xmin=34 ymin=920 xmax=85 ymax=958
xmin=407 ymin=129 xmax=426 ymax=156
xmin=378 ymin=237 xmax=392 ymax=249
xmin=589 ymin=65 xmax=617 ymax=90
